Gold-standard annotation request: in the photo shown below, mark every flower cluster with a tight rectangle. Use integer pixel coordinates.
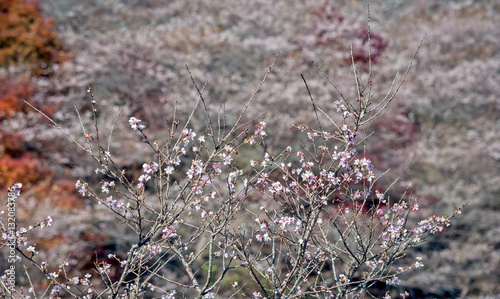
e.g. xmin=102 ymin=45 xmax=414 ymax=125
xmin=182 ymin=128 xmax=197 ymax=146
xmin=105 ymin=196 xmax=125 ymax=211
xmin=414 ymin=215 xmax=451 ymax=236
xmin=129 ymin=116 xmax=146 ymax=130
xmin=143 ymin=161 xmax=158 ymax=174
xmin=162 ymin=226 xmax=178 ymax=239
xmin=245 ymin=121 xmax=268 ymax=145
xmin=101 ymin=180 xmax=115 ymax=194
xmin=75 ymin=180 xmax=88 ymax=196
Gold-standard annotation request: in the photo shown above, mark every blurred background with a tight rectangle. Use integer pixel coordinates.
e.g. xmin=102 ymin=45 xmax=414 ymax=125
xmin=1 ymin=0 xmax=499 ymax=297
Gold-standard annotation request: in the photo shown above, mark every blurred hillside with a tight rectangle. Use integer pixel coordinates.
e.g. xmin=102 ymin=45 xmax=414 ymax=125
xmin=1 ymin=0 xmax=499 ymax=297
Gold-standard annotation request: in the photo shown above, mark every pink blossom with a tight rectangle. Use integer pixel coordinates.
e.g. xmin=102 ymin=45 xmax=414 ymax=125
xmin=254 ymin=122 xmax=267 ymax=137
xmin=278 ymin=216 xmax=296 ymax=230
xmin=250 ymin=160 xmax=259 ymax=167
xmin=386 ymin=276 xmax=400 ymax=285
xmin=101 ymin=180 xmax=115 ymax=193
xmin=162 ymin=290 xmax=177 ymax=299
xmin=50 ymin=285 xmax=61 ymax=295
xmin=415 ymin=257 xmax=424 ymax=268
xmin=219 ymin=152 xmax=233 ymax=165
xmin=98 ymin=262 xmax=111 ymax=275
xmin=143 ymin=161 xmax=158 ymax=174
xmin=75 ymin=180 xmax=88 ymax=196
xmin=129 ymin=117 xmax=145 ymax=130
xmin=46 ymin=216 xmax=54 ymax=227
xmin=162 ymin=226 xmax=178 ymax=239
xmin=165 ymin=166 xmax=175 ymax=175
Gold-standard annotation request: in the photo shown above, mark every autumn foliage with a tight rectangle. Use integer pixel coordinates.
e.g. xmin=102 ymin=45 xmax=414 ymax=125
xmin=0 ymin=0 xmax=67 ymax=193
xmin=0 ymin=0 xmax=66 ymax=75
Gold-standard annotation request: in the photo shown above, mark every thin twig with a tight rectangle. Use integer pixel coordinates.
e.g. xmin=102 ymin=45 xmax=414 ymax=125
xmin=362 ymin=35 xmax=426 ymax=125
xmin=301 ymin=74 xmax=324 ymax=134
xmin=107 ymin=106 xmax=123 ymax=153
